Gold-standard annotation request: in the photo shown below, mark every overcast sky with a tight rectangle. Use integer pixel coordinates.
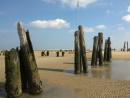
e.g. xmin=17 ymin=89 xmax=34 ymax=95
xmin=0 ymin=0 xmax=130 ymax=50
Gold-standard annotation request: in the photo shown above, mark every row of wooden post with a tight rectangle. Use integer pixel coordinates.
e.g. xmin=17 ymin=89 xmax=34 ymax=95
xmin=91 ymin=33 xmax=103 ymax=66
xmin=0 ymin=51 xmax=5 ymax=56
xmin=74 ymin=25 xmax=87 ymax=74
xmin=91 ymin=33 xmax=111 ymax=66
xmin=56 ymin=51 xmax=65 ymax=57
xmin=41 ymin=51 xmax=65 ymax=57
xmin=5 ymin=22 xmax=43 ymax=97
xmin=41 ymin=51 xmax=49 ymax=56
xmin=104 ymin=37 xmax=111 ymax=61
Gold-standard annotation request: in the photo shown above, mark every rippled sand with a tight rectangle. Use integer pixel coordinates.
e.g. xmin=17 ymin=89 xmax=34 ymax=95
xmin=1 ymin=50 xmax=130 ymax=98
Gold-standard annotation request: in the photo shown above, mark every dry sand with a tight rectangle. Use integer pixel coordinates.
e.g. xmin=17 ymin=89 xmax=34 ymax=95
xmin=1 ymin=50 xmax=130 ymax=98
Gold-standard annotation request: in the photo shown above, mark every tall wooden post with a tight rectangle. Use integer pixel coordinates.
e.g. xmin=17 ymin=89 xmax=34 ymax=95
xmin=47 ymin=51 xmax=49 ymax=56
xmin=19 ymin=49 xmax=28 ymax=90
xmin=74 ymin=30 xmax=81 ymax=74
xmin=127 ymin=41 xmax=128 ymax=51
xmin=98 ymin=32 xmax=103 ymax=65
xmin=110 ymin=41 xmax=112 ymax=59
xmin=62 ymin=51 xmax=65 ymax=57
xmin=107 ymin=37 xmax=111 ymax=61
xmin=104 ymin=40 xmax=108 ymax=61
xmin=17 ymin=22 xmax=43 ymax=94
xmin=56 ymin=51 xmax=59 ymax=57
xmin=91 ymin=36 xmax=99 ymax=65
xmin=78 ymin=25 xmax=87 ymax=73
xmin=5 ymin=49 xmax=22 ymax=97
xmin=123 ymin=41 xmax=126 ymax=52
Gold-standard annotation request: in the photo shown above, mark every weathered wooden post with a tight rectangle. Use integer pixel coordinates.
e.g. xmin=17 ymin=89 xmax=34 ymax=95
xmin=62 ymin=51 xmax=65 ymax=57
xmin=104 ymin=40 xmax=108 ymax=61
xmin=74 ymin=30 xmax=81 ymax=74
xmin=107 ymin=37 xmax=111 ymax=61
xmin=19 ymin=49 xmax=28 ymax=90
xmin=17 ymin=22 xmax=43 ymax=94
xmin=127 ymin=41 xmax=128 ymax=51
xmin=78 ymin=25 xmax=87 ymax=73
xmin=98 ymin=32 xmax=103 ymax=65
xmin=47 ymin=51 xmax=49 ymax=56
xmin=91 ymin=36 xmax=99 ymax=65
xmin=110 ymin=43 xmax=112 ymax=59
xmin=123 ymin=41 xmax=126 ymax=52
xmin=41 ymin=51 xmax=43 ymax=56
xmin=56 ymin=51 xmax=59 ymax=57
xmin=5 ymin=48 xmax=22 ymax=97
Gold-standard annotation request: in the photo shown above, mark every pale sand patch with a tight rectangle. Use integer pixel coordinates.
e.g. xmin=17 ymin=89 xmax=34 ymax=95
xmin=1 ymin=50 xmax=130 ymax=97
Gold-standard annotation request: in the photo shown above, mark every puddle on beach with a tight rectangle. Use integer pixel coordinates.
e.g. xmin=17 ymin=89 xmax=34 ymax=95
xmin=0 ymin=85 xmax=75 ymax=98
xmin=64 ymin=60 xmax=130 ymax=80
xmin=1 ymin=60 xmax=130 ymax=98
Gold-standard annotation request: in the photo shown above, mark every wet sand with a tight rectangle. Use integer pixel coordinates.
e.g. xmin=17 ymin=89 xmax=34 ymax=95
xmin=1 ymin=50 xmax=130 ymax=97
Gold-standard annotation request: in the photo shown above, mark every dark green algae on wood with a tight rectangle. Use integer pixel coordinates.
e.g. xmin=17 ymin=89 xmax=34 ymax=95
xmin=5 ymin=48 xmax=22 ymax=98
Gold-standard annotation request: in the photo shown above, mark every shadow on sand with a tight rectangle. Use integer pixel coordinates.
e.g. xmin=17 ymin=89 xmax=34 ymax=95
xmin=0 ymin=82 xmax=6 ymax=98
xmin=38 ymin=68 xmax=64 ymax=72
xmin=63 ymin=62 xmax=74 ymax=64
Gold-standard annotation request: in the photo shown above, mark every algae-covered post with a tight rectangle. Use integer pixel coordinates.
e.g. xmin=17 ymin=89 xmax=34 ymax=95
xmin=19 ymin=48 xmax=28 ymax=90
xmin=107 ymin=37 xmax=111 ymax=61
xmin=110 ymin=41 xmax=112 ymax=59
xmin=104 ymin=40 xmax=108 ymax=61
xmin=74 ymin=25 xmax=87 ymax=73
xmin=17 ymin=22 xmax=43 ymax=94
xmin=5 ymin=48 xmax=22 ymax=97
xmin=78 ymin=25 xmax=87 ymax=73
xmin=56 ymin=51 xmax=59 ymax=57
xmin=123 ymin=41 xmax=126 ymax=52
xmin=62 ymin=51 xmax=65 ymax=57
xmin=47 ymin=51 xmax=49 ymax=56
xmin=127 ymin=41 xmax=128 ymax=51
xmin=74 ymin=30 xmax=81 ymax=74
xmin=98 ymin=32 xmax=103 ymax=65
xmin=91 ymin=36 xmax=99 ymax=66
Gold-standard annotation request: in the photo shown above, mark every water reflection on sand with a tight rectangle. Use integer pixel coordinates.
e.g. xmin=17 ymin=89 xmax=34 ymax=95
xmin=1 ymin=60 xmax=130 ymax=98
xmin=64 ymin=60 xmax=130 ymax=80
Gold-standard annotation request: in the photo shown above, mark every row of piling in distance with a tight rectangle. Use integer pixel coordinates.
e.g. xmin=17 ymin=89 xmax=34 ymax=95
xmin=0 ymin=51 xmax=5 ymax=55
xmin=74 ymin=25 xmax=112 ymax=74
xmin=91 ymin=33 xmax=112 ymax=66
xmin=41 ymin=51 xmax=65 ymax=57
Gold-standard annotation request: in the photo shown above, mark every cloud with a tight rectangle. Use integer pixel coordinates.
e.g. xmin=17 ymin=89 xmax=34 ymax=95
xmin=95 ymin=25 xmax=106 ymax=29
xmin=61 ymin=0 xmax=97 ymax=8
xmin=28 ymin=19 xmax=70 ymax=29
xmin=41 ymin=0 xmax=97 ymax=8
xmin=118 ymin=27 xmax=125 ymax=31
xmin=84 ymin=27 xmax=95 ymax=33
xmin=106 ymin=10 xmax=114 ymax=14
xmin=68 ymin=27 xmax=95 ymax=33
xmin=41 ymin=0 xmax=56 ymax=3
xmin=122 ymin=15 xmax=130 ymax=22
xmin=109 ymin=36 xmax=115 ymax=39
xmin=127 ymin=6 xmax=130 ymax=12
xmin=68 ymin=30 xmax=75 ymax=33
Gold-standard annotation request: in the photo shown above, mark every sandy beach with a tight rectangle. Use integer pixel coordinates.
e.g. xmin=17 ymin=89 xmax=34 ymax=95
xmin=1 ymin=50 xmax=130 ymax=98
